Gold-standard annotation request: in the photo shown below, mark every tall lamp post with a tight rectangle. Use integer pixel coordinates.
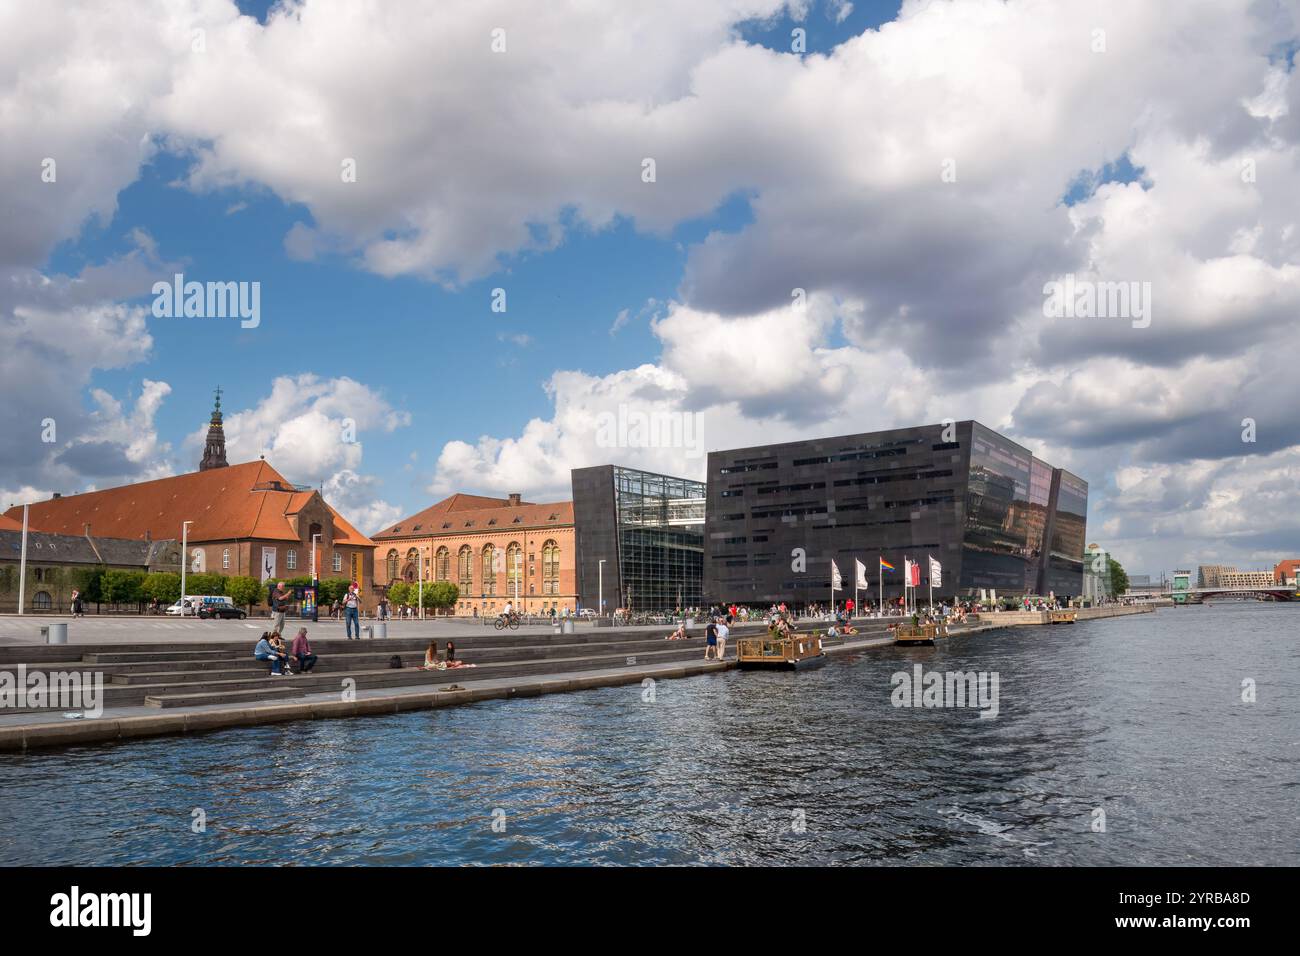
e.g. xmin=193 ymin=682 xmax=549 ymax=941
xmin=17 ymin=504 xmax=29 ymax=616
xmin=514 ymin=548 xmax=521 ymax=616
xmin=598 ymin=558 xmax=606 ymax=621
xmin=180 ymin=520 xmax=194 ymax=615
xmin=310 ymin=532 xmax=321 ymax=622
xmin=418 ymin=549 xmax=425 ymax=621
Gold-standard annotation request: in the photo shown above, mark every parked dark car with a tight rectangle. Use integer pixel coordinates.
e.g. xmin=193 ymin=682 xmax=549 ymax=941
xmin=198 ymin=604 xmax=247 ymax=620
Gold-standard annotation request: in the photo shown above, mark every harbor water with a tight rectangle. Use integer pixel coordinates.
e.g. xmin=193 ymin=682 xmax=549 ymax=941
xmin=0 ymin=603 xmax=1295 ymax=865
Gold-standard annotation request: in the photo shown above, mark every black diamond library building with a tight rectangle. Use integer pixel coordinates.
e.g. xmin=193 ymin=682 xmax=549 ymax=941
xmin=703 ymin=421 xmax=1087 ymax=607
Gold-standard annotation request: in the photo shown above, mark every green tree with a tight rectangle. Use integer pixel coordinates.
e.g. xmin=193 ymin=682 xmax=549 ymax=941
xmin=70 ymin=567 xmax=105 ymax=604
xmin=102 ymin=569 xmax=146 ymax=605
xmin=386 ymin=581 xmax=410 ymax=607
xmin=186 ymin=572 xmax=227 ymax=596
xmin=318 ymin=578 xmax=351 ymax=605
xmin=429 ymin=581 xmax=459 ymax=613
xmin=226 ymin=575 xmax=264 ymax=612
xmin=141 ymin=572 xmax=181 ymax=605
xmin=1108 ymin=556 xmax=1130 ymax=597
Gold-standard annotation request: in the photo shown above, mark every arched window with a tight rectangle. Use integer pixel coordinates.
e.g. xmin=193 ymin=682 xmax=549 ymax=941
xmin=482 ymin=544 xmax=497 ymax=595
xmin=543 ymin=540 xmax=560 ymax=596
xmin=386 ymin=549 xmax=399 ymax=583
xmin=458 ymin=546 xmax=473 ymax=596
xmin=33 ymin=591 xmax=52 ymax=610
xmin=435 ymin=547 xmax=450 ymax=582
xmin=404 ymin=548 xmax=419 ymax=583
xmin=506 ymin=542 xmax=522 ymax=596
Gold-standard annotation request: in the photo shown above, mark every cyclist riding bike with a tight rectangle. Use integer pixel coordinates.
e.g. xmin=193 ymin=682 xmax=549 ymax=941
xmin=494 ymin=602 xmax=521 ymax=630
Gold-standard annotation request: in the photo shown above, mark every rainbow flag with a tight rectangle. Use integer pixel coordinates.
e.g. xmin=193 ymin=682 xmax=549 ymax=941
xmin=879 ymin=558 xmax=896 ymax=573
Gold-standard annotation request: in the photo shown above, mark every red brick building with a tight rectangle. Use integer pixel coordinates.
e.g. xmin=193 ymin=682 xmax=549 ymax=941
xmin=1274 ymin=559 xmax=1300 ymax=586
xmin=373 ymin=493 xmax=576 ymax=616
xmin=4 ymin=459 xmax=377 ymax=608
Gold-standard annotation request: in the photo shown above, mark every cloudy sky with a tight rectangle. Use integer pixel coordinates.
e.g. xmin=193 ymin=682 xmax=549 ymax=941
xmin=1 ymin=0 xmax=1297 ymax=577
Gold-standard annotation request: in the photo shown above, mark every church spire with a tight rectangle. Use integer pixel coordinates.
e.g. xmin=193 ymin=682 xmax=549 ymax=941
xmin=199 ymin=386 xmax=229 ymax=471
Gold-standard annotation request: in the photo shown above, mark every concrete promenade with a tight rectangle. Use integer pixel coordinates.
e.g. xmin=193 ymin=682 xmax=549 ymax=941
xmin=0 ymin=606 xmax=1155 ymax=752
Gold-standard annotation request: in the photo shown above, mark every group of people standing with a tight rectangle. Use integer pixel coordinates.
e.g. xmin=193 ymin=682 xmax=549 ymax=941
xmin=269 ymin=580 xmax=364 ymax=639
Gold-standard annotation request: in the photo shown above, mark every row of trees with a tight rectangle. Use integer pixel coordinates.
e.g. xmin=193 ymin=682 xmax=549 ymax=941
xmin=384 ymin=580 xmax=459 ymax=612
xmin=62 ymin=570 xmax=364 ymax=613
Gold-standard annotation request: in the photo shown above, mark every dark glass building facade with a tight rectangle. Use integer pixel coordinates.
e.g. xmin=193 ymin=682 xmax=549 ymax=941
xmin=703 ymin=422 xmax=1087 ymax=606
xmin=572 ymin=465 xmax=706 ymax=612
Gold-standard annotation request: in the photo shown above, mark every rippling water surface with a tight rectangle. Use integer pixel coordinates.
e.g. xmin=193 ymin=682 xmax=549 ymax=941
xmin=1 ymin=603 xmax=1296 ymax=865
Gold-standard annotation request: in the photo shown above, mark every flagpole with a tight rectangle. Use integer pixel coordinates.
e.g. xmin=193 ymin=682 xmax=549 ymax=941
xmin=928 ymin=554 xmax=934 ymax=615
xmin=878 ymin=562 xmax=883 ymax=617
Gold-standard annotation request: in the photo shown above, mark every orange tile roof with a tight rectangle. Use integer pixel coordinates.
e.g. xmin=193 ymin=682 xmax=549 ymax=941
xmin=4 ymin=460 xmax=375 ymax=548
xmin=0 ymin=514 xmax=24 ymax=532
xmin=375 ymin=494 xmax=574 ymax=539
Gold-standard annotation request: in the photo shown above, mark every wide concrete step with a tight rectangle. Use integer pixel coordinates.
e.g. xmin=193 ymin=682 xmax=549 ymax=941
xmin=10 ymin=643 xmax=729 ymax=712
xmin=145 ymin=686 xmax=308 ymax=708
xmin=108 ymin=637 xmax=719 ymax=684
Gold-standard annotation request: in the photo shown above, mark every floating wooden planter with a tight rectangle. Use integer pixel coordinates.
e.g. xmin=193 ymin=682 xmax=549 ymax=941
xmin=736 ymin=633 xmax=827 ymax=670
xmin=893 ymin=622 xmax=948 ymax=646
xmin=1047 ymin=610 xmax=1078 ymax=624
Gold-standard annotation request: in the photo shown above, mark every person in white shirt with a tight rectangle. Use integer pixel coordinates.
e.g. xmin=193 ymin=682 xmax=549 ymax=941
xmin=715 ymin=618 xmax=729 ymax=660
xmin=503 ymin=600 xmax=514 ymax=620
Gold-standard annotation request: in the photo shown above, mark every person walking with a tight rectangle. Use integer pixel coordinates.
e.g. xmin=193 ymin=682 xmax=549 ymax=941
xmin=70 ymin=589 xmax=84 ymax=618
xmin=269 ymin=581 xmax=294 ymax=635
xmin=291 ymin=627 xmax=318 ymax=673
xmin=705 ymin=620 xmax=719 ymax=660
xmin=343 ymin=583 xmax=362 ymax=639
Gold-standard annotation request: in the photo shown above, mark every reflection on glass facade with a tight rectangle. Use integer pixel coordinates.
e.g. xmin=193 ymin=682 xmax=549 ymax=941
xmin=962 ymin=425 xmax=1054 ymax=593
xmin=1043 ymin=470 xmax=1088 ymax=595
xmin=572 ymin=465 xmax=705 ymax=611
xmin=614 ymin=468 xmax=705 ymax=610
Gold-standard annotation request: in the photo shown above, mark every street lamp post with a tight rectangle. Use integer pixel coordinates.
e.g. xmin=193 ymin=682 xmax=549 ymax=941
xmin=311 ymin=532 xmax=321 ymax=622
xmin=598 ymin=558 xmax=606 ymax=621
xmin=17 ymin=504 xmax=28 ymax=616
xmin=418 ymin=549 xmax=424 ymax=621
xmin=180 ymin=520 xmax=194 ymax=616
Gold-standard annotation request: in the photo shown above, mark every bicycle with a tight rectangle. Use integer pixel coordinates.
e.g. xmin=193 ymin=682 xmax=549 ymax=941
xmin=493 ymin=612 xmax=521 ymax=631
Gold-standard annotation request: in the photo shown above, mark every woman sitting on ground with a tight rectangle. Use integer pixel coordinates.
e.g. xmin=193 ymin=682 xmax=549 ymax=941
xmin=665 ymin=622 xmax=689 ymax=641
xmin=441 ymin=640 xmax=476 ymax=669
xmin=423 ymin=641 xmax=445 ymax=670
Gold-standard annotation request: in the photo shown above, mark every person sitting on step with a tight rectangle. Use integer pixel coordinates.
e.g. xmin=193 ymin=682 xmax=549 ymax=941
xmin=423 ymin=641 xmax=445 ymax=670
xmin=254 ymin=632 xmax=284 ymax=676
xmin=269 ymin=631 xmax=294 ymax=675
xmin=291 ymin=628 xmax=318 ymax=673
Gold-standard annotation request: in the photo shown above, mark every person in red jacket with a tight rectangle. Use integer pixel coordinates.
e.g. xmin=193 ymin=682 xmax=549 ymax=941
xmin=291 ymin=628 xmax=318 ymax=673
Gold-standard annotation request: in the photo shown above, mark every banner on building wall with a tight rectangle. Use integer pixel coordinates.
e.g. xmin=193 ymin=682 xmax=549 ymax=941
xmin=261 ymin=547 xmax=277 ymax=583
xmin=351 ymin=552 xmax=362 ymax=587
xmin=190 ymin=548 xmax=205 ymax=573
